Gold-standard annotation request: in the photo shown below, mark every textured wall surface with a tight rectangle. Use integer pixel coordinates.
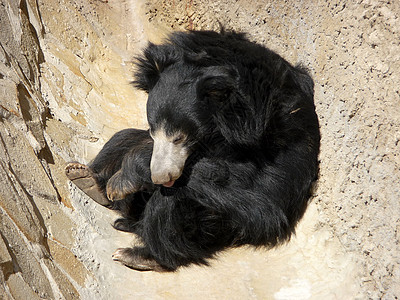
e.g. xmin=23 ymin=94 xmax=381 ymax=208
xmin=0 ymin=0 xmax=399 ymax=299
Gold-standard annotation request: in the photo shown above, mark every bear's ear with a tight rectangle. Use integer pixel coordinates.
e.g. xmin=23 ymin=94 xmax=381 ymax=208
xmin=197 ymin=66 xmax=238 ymax=102
xmin=132 ymin=43 xmax=179 ymax=93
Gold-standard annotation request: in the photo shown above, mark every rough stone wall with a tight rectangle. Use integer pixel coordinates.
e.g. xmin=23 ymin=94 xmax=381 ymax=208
xmin=1 ymin=0 xmax=147 ymax=298
xmin=0 ymin=0 xmax=399 ymax=299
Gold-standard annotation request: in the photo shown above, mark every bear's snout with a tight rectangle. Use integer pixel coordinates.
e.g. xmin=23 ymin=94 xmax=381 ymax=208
xmin=150 ymin=128 xmax=189 ymax=187
xmin=151 ymin=170 xmax=180 ymax=187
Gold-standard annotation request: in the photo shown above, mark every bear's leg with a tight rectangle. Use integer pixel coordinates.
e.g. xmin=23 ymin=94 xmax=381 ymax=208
xmin=110 ymin=191 xmax=180 ymax=271
xmin=112 ymin=191 xmax=152 ymax=233
xmin=106 ymin=140 xmax=154 ymax=201
xmin=89 ymin=129 xmax=152 ymax=189
xmin=112 ymin=192 xmax=222 ymax=271
xmin=65 ymin=162 xmax=111 ymax=206
xmin=65 ymin=129 xmax=153 ymax=206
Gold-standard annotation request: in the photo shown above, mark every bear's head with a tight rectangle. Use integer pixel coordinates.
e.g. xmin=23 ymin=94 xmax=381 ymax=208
xmin=133 ymin=41 xmax=239 ymax=187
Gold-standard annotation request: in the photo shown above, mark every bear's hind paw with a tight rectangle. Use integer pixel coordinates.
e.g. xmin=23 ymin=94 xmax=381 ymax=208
xmin=65 ymin=162 xmax=112 ymax=206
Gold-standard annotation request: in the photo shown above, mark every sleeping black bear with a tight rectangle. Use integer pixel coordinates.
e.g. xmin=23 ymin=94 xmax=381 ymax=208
xmin=66 ymin=30 xmax=320 ymax=272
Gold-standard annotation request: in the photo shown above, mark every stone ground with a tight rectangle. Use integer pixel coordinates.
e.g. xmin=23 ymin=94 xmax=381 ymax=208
xmin=0 ymin=0 xmax=399 ymax=299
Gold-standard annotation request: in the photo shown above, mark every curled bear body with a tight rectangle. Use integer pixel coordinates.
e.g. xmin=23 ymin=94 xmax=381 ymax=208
xmin=66 ymin=30 xmax=320 ymax=272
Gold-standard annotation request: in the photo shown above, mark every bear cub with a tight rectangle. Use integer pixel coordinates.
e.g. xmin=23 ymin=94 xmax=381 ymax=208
xmin=66 ymin=30 xmax=320 ymax=272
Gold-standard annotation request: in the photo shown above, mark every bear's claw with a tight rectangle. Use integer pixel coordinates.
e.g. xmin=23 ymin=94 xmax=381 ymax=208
xmin=112 ymin=248 xmax=166 ymax=272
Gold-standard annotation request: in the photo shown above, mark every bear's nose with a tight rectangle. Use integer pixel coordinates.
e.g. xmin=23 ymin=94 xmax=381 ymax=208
xmin=162 ymin=174 xmax=176 ymax=188
xmin=151 ymin=171 xmax=178 ymax=186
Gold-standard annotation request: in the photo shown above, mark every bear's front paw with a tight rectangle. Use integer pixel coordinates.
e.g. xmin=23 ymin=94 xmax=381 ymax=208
xmin=106 ymin=170 xmax=139 ymax=201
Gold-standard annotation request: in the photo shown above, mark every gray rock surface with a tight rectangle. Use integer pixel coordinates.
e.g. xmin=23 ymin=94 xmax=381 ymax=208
xmin=0 ymin=0 xmax=399 ymax=299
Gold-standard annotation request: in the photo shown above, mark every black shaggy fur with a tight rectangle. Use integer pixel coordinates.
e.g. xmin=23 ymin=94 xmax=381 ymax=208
xmin=89 ymin=30 xmax=320 ymax=271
